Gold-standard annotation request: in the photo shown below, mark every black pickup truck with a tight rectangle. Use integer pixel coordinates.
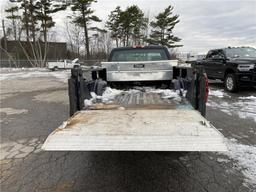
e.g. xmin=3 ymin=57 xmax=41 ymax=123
xmin=195 ymin=47 xmax=256 ymax=92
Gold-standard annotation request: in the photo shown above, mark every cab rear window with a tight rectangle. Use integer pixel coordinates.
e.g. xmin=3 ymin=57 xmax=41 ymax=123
xmin=111 ymin=49 xmax=168 ymax=62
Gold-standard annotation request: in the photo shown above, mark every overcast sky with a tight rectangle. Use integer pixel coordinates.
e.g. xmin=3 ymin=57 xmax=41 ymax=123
xmin=1 ymin=0 xmax=256 ymax=53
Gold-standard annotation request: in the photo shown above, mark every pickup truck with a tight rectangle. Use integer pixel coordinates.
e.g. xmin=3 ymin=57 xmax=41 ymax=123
xmin=195 ymin=47 xmax=256 ymax=92
xmin=47 ymin=58 xmax=80 ymax=71
xmin=42 ymin=46 xmax=227 ymax=152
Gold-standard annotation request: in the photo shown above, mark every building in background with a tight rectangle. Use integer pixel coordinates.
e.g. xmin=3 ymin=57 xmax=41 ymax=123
xmin=0 ymin=38 xmax=67 ymax=67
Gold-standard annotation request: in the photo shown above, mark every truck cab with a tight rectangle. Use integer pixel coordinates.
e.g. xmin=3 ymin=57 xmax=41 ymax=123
xmin=97 ymin=46 xmax=178 ymax=86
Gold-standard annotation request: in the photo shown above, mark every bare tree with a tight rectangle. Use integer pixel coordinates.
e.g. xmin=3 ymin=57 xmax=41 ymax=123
xmin=65 ymin=20 xmax=84 ymax=58
xmin=90 ymin=29 xmax=112 ymax=60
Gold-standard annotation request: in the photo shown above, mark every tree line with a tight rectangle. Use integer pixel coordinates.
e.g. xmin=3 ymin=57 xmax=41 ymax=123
xmin=1 ymin=0 xmax=181 ymax=66
xmin=2 ymin=0 xmax=67 ymax=66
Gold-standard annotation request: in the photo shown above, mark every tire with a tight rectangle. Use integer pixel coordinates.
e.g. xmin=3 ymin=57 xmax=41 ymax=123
xmin=224 ymin=73 xmax=238 ymax=92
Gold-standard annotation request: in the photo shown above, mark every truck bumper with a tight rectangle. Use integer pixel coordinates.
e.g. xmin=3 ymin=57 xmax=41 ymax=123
xmin=237 ymin=72 xmax=256 ymax=87
xmin=106 ymin=70 xmax=173 ymax=82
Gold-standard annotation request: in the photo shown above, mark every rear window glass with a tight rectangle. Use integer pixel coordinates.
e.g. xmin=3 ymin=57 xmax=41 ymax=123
xmin=224 ymin=47 xmax=256 ymax=58
xmin=111 ymin=49 xmax=168 ymax=61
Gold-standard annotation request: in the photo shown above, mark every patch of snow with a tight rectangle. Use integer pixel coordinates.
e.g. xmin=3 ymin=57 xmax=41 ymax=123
xmin=90 ymin=92 xmax=98 ymax=99
xmin=217 ymin=158 xmax=230 ymax=163
xmin=50 ymin=70 xmax=70 ymax=83
xmin=83 ymin=86 xmax=183 ymax=106
xmin=0 ymin=108 xmax=28 ymax=115
xmin=207 ymin=95 xmax=256 ymax=122
xmin=207 ymin=101 xmax=232 ymax=115
xmin=209 ymin=89 xmax=225 ymax=98
xmin=101 ymin=87 xmax=124 ymax=103
xmin=0 ymin=67 xmax=47 ymax=73
xmin=84 ymin=87 xmax=124 ymax=106
xmin=222 ymin=140 xmax=256 ymax=186
xmin=143 ymin=87 xmax=181 ymax=100
xmin=0 ymin=68 xmax=70 ymax=83
xmin=84 ymin=98 xmax=94 ymax=107
xmin=83 ymin=92 xmax=100 ymax=108
xmin=239 ymin=96 xmax=256 ymax=100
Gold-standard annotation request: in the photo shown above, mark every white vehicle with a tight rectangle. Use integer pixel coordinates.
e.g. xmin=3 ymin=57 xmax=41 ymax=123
xmin=47 ymin=58 xmax=80 ymax=71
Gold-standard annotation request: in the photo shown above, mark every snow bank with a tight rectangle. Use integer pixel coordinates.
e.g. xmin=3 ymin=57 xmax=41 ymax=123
xmin=0 ymin=68 xmax=70 ymax=83
xmin=221 ymin=139 xmax=256 ymax=187
xmin=0 ymin=67 xmax=47 ymax=73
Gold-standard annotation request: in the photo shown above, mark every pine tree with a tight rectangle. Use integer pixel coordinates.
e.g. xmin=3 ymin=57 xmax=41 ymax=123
xmin=20 ymin=0 xmax=39 ymax=42
xmin=129 ymin=6 xmax=148 ymax=45
xmin=5 ymin=6 xmax=20 ymax=40
xmin=35 ymin=0 xmax=66 ymax=42
xmin=105 ymin=6 xmax=122 ymax=47
xmin=34 ymin=0 xmax=66 ymax=64
xmin=148 ymin=5 xmax=182 ymax=48
xmin=106 ymin=5 xmax=148 ymax=47
xmin=70 ymin=0 xmax=101 ymax=59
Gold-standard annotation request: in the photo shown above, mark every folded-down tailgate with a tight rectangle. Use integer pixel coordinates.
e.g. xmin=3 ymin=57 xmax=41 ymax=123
xmin=42 ymin=109 xmax=227 ymax=151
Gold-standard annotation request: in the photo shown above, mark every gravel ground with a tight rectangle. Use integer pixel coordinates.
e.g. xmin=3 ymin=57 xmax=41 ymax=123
xmin=0 ymin=70 xmax=256 ymax=192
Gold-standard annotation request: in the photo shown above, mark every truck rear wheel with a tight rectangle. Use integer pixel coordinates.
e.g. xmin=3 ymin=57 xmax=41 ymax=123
xmin=224 ymin=73 xmax=238 ymax=92
xmin=52 ymin=66 xmax=58 ymax=71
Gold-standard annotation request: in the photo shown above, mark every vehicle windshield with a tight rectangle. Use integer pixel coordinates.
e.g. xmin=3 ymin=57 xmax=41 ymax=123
xmin=224 ymin=47 xmax=256 ymax=58
xmin=72 ymin=58 xmax=79 ymax=63
xmin=111 ymin=49 xmax=168 ymax=61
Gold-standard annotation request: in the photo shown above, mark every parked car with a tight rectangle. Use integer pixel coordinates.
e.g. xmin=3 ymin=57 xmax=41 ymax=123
xmin=195 ymin=47 xmax=256 ymax=92
xmin=47 ymin=58 xmax=80 ymax=71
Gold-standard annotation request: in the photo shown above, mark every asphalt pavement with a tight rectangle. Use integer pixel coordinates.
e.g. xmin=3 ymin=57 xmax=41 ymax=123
xmin=0 ymin=72 xmax=256 ymax=192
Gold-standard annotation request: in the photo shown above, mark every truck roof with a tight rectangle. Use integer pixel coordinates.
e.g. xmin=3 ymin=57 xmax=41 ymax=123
xmin=111 ymin=45 xmax=167 ymax=51
xmin=209 ymin=46 xmax=255 ymax=51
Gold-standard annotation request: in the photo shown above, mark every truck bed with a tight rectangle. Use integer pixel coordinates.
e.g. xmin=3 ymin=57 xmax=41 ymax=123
xmin=42 ymin=90 xmax=227 ymax=151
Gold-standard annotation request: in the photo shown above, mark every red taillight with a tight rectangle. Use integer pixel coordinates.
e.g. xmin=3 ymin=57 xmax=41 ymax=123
xmin=204 ymin=73 xmax=209 ymax=103
xmin=133 ymin=45 xmax=144 ymax=48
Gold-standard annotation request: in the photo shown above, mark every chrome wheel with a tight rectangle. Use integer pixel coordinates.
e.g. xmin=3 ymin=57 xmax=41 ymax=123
xmin=225 ymin=73 xmax=238 ymax=92
xmin=226 ymin=77 xmax=234 ymax=90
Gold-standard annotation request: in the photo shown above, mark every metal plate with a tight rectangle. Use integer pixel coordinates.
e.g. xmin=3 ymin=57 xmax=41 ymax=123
xmin=42 ymin=109 xmax=227 ymax=152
